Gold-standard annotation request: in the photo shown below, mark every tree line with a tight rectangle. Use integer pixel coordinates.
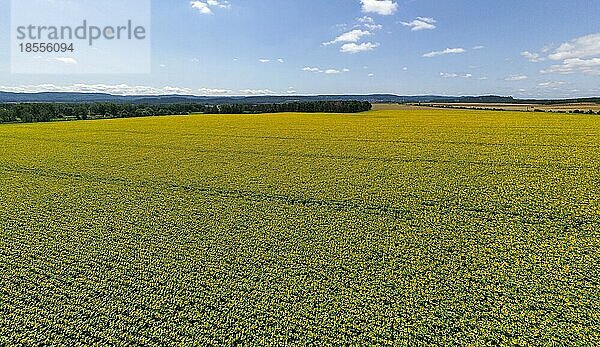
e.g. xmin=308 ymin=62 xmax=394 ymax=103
xmin=0 ymin=101 xmax=372 ymax=124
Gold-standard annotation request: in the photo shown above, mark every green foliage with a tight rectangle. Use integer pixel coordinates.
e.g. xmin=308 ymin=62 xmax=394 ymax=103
xmin=0 ymin=101 xmax=372 ymax=124
xmin=0 ymin=110 xmax=598 ymax=345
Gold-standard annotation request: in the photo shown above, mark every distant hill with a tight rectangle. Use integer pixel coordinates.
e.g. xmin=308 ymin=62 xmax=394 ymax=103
xmin=0 ymin=92 xmax=413 ymax=104
xmin=0 ymin=92 xmax=598 ymax=105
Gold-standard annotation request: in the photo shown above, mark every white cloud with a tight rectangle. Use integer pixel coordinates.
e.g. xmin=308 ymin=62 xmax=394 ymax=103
xmin=357 ymin=16 xmax=383 ymax=30
xmin=440 ymin=72 xmax=472 ymax=78
xmin=440 ymin=73 xmax=457 ymax=78
xmin=325 ymin=17 xmax=384 ymax=52
xmin=537 ymin=81 xmax=567 ymax=88
xmin=54 ymin=57 xmax=77 ymax=64
xmin=340 ymin=42 xmax=380 ymax=53
xmin=324 ymin=29 xmax=371 ymax=46
xmin=402 ymin=67 xmax=408 ymax=71
xmin=357 ymin=16 xmax=375 ymax=24
xmin=416 ymin=17 xmax=435 ymax=24
xmin=548 ymin=33 xmax=600 ymax=60
xmin=368 ymin=73 xmax=375 ymax=77
xmin=472 ymin=45 xmax=485 ymax=50
xmin=207 ymin=0 xmax=231 ymax=8
xmin=198 ymin=87 xmax=233 ymax=95
xmin=190 ymin=1 xmax=212 ymax=14
xmin=302 ymin=67 xmax=322 ymax=72
xmin=364 ymin=23 xmax=383 ymax=30
xmin=401 ymin=17 xmax=437 ymax=31
xmin=541 ymin=58 xmax=600 ymax=76
xmin=257 ymin=58 xmax=284 ymax=64
xmin=423 ymin=48 xmax=465 ymax=58
xmin=361 ymin=0 xmax=398 ymax=16
xmin=190 ymin=0 xmax=230 ymax=15
xmin=0 ymin=84 xmax=287 ymax=96
xmin=536 ymin=33 xmax=600 ymax=76
xmin=303 ymin=67 xmax=349 ymax=74
xmin=0 ymin=84 xmax=196 ymax=95
xmin=523 ymin=34 xmax=600 ymax=75
xmin=521 ymin=51 xmax=544 ymax=62
xmin=239 ymin=89 xmax=276 ymax=95
xmin=504 ymin=75 xmax=528 ymax=81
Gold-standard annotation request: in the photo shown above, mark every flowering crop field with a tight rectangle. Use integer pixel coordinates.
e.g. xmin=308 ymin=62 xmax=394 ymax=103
xmin=1 ymin=110 xmax=599 ymax=345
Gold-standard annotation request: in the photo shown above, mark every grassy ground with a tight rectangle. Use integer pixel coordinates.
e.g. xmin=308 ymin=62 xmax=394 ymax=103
xmin=1 ymin=110 xmax=599 ymax=345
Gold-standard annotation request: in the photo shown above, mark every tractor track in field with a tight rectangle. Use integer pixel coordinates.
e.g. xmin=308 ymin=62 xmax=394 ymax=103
xmin=3 ymin=132 xmax=600 ymax=150
xmin=1 ymin=136 xmax=599 ymax=170
xmin=1 ymin=164 xmax=597 ymax=227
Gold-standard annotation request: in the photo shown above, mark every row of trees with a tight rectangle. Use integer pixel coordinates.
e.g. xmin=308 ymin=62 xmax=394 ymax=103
xmin=423 ymin=103 xmax=600 ymax=115
xmin=205 ymin=101 xmax=372 ymax=114
xmin=0 ymin=101 xmax=372 ymax=123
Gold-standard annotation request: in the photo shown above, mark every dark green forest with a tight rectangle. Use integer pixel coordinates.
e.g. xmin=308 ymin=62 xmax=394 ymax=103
xmin=0 ymin=101 xmax=372 ymax=123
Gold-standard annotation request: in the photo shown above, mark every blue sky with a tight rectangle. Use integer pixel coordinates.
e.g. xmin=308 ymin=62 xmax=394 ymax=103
xmin=1 ymin=0 xmax=599 ymax=98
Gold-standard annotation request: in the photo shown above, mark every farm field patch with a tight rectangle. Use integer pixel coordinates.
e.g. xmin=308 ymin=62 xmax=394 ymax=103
xmin=1 ymin=110 xmax=599 ymax=345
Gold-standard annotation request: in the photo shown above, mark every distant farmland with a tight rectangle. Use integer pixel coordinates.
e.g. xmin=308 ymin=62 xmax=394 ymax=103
xmin=1 ymin=110 xmax=599 ymax=345
xmin=400 ymin=102 xmax=600 ymax=113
